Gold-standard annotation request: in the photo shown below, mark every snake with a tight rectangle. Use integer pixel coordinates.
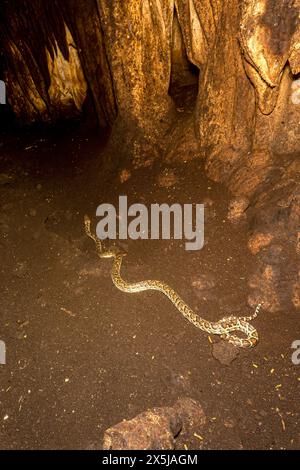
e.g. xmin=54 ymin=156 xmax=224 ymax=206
xmin=84 ymin=215 xmax=261 ymax=348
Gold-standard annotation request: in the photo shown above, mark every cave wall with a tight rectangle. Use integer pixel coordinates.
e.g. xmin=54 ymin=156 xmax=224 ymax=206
xmin=195 ymin=0 xmax=256 ymax=178
xmin=195 ymin=0 xmax=300 ymax=312
xmin=0 ymin=0 xmax=116 ymax=126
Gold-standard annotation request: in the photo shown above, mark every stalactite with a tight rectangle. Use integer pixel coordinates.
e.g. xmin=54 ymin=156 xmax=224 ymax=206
xmin=0 ymin=0 xmax=116 ymax=125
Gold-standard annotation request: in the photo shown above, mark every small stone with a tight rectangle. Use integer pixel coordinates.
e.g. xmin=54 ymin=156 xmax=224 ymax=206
xmin=173 ymin=398 xmax=206 ymax=433
xmin=102 ymin=398 xmax=205 ymax=450
xmin=212 ymin=341 xmax=239 ymax=365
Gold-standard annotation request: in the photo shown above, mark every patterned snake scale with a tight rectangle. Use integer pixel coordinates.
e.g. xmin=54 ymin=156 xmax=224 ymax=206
xmin=84 ymin=215 xmax=261 ymax=348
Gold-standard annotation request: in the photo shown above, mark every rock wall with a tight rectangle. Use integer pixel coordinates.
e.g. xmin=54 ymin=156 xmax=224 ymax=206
xmin=196 ymin=0 xmax=300 ymax=312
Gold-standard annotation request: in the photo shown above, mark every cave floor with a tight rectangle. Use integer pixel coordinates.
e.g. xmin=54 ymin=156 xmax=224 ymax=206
xmin=0 ymin=115 xmax=299 ymax=450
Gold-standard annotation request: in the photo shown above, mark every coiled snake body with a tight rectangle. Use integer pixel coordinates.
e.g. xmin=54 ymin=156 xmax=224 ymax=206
xmin=84 ymin=215 xmax=260 ymax=348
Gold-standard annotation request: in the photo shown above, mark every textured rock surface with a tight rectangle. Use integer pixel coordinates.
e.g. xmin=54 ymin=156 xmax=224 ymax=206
xmin=1 ymin=0 xmax=300 ymax=311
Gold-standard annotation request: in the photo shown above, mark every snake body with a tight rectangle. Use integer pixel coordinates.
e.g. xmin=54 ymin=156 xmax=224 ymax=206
xmin=84 ymin=215 xmax=260 ymax=348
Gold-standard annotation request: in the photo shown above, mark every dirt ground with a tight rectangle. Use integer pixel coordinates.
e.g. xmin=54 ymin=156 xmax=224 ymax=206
xmin=0 ymin=87 xmax=299 ymax=450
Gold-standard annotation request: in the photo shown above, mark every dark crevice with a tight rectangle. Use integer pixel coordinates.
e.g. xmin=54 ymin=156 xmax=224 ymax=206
xmin=168 ymin=7 xmax=199 ymax=104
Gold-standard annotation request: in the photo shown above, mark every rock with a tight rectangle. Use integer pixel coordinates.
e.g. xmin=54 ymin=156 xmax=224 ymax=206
xmin=248 ymin=232 xmax=274 ymax=255
xmin=211 ymin=341 xmax=239 ymax=365
xmin=157 ymin=169 xmax=177 ymax=188
xmin=102 ymin=398 xmax=206 ymax=450
xmin=227 ymin=197 xmax=249 ymax=222
xmin=172 ymin=397 xmax=206 ymax=435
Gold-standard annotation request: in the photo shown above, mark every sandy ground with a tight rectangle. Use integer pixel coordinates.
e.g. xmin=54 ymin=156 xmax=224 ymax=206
xmin=0 ymin=92 xmax=299 ymax=450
